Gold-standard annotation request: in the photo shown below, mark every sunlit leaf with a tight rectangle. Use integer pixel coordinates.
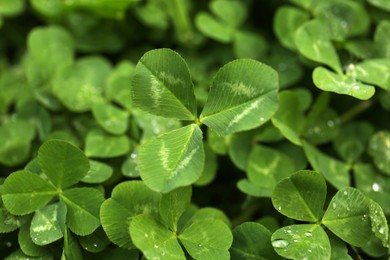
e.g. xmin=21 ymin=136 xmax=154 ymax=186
xmin=81 ymin=160 xmax=113 ymax=184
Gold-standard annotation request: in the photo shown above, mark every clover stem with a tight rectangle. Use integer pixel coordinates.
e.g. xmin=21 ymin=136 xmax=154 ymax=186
xmin=338 ymin=99 xmax=373 ymax=124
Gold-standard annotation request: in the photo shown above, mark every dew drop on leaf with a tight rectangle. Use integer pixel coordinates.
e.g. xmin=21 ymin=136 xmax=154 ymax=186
xmin=343 ymin=190 xmax=348 ymax=196
xmin=332 ymin=202 xmax=337 ymax=209
xmin=154 ymin=244 xmax=159 ymax=248
xmin=379 ymin=226 xmax=385 ymax=234
xmin=372 ymin=182 xmax=380 ymax=192
xmin=304 ymin=231 xmax=313 ymax=237
xmin=272 ymin=239 xmax=289 ymax=248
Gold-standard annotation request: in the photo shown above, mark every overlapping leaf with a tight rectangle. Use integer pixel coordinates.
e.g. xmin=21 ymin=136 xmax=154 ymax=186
xmin=131 ymin=48 xmax=197 ymax=120
xmin=138 ymin=124 xmax=204 ymax=193
xmin=200 ymin=59 xmax=279 ymax=136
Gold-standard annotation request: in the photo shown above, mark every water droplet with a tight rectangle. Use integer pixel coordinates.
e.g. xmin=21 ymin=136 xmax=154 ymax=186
xmin=161 ymin=252 xmax=166 ymax=256
xmin=314 ymin=126 xmax=321 ymax=133
xmin=308 ymin=249 xmax=312 ymax=253
xmin=293 ymin=239 xmax=298 ymax=242
xmin=272 ymin=239 xmax=289 ymax=249
xmin=343 ymin=190 xmax=348 ymax=196
xmin=379 ymin=226 xmax=386 ymax=234
xmin=327 ymin=120 xmax=335 ymax=127
xmin=144 ymin=233 xmax=149 ymax=238
xmin=304 ymin=232 xmax=312 ymax=237
xmin=154 ymin=244 xmax=159 ymax=249
xmin=278 ymin=206 xmax=282 ymax=211
xmin=260 ymin=117 xmax=265 ymax=121
xmin=346 ymin=206 xmax=351 ymax=212
xmin=286 ymin=229 xmax=292 ymax=234
xmin=352 ymin=85 xmax=360 ymax=90
xmin=93 ymin=243 xmax=98 ymax=248
xmin=332 ymin=203 xmax=337 ymax=209
xmin=131 ymin=153 xmax=137 ymax=160
xmin=372 ymin=183 xmax=380 ymax=192
xmin=198 ymin=244 xmax=202 ymax=247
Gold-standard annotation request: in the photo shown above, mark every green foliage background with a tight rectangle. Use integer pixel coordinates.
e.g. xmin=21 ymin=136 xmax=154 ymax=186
xmin=0 ymin=0 xmax=390 ymax=259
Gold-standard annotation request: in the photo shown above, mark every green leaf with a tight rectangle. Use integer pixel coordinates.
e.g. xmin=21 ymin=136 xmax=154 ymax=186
xmin=78 ymin=227 xmax=111 ymax=253
xmin=81 ymin=160 xmax=113 ymax=184
xmin=354 ymin=163 xmax=390 ymax=214
xmin=181 ymin=207 xmax=231 ymax=231
xmin=328 ymin=233 xmax=352 ymax=260
xmin=207 ymin=128 xmax=229 ymax=155
xmin=314 ymin=1 xmax=370 ymax=41
xmin=138 ymin=124 xmax=204 ymax=193
xmin=233 ymin=31 xmax=268 ymax=59
xmin=38 ymin=140 xmax=90 ymax=189
xmin=0 ymin=119 xmax=36 ymax=167
xmin=273 ymin=6 xmax=309 ymax=50
xmin=92 ymin=103 xmax=129 ymax=135
xmin=247 ymin=145 xmax=296 ymax=196
xmin=0 ymin=0 xmax=25 ymax=16
xmin=85 ymin=129 xmax=131 ymax=158
xmin=230 ymin=222 xmax=281 ymax=259
xmin=375 ymin=20 xmax=390 ymax=58
xmin=179 ymin=220 xmax=233 ymax=260
xmin=133 ymin=111 xmax=182 ymax=142
xmin=130 ymin=214 xmax=185 ymax=260
xmin=26 ymin=26 xmax=74 ymax=87
xmin=53 ymin=56 xmax=111 ymax=112
xmin=160 ymin=186 xmax=191 ymax=232
xmin=62 ymin=227 xmax=83 ymax=260
xmin=195 ymin=143 xmax=218 ymax=186
xmin=333 ymin=122 xmax=374 ymax=163
xmin=100 ymin=181 xmax=161 ymax=249
xmin=228 ymin=130 xmax=255 ymax=170
xmin=295 ymin=20 xmax=342 ymax=74
xmin=366 ymin=0 xmax=390 ymax=11
xmin=121 ymin=151 xmax=140 ymax=178
xmin=303 ymin=141 xmax=350 ymax=190
xmin=237 ymin=179 xmax=273 ymax=197
xmin=105 ymin=61 xmax=135 ymax=110
xmin=0 ymin=204 xmax=24 ymax=233
xmin=18 ymin=223 xmax=50 ymax=257
xmin=271 ymin=224 xmax=331 ymax=260
xmin=313 ymin=67 xmax=375 ymax=100
xmin=60 ymin=188 xmax=104 ymax=236
xmin=272 ymin=90 xmax=306 ymax=145
xmin=2 ymin=170 xmax=57 ymax=215
xmin=354 ymin=59 xmax=390 ymax=90
xmin=195 ymin=12 xmax=234 ymax=43
xmin=368 ymin=200 xmax=389 ymax=248
xmin=272 ymin=170 xmax=326 ymax=222
xmin=200 ymin=59 xmax=279 ymax=136
xmin=368 ymin=130 xmax=390 ymax=175
xmin=131 ymin=48 xmax=197 ymax=120
xmin=210 ymin=0 xmax=246 ymax=28
xmin=30 ymin=202 xmax=67 ymax=245
xmin=322 ymin=187 xmax=371 ymax=247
